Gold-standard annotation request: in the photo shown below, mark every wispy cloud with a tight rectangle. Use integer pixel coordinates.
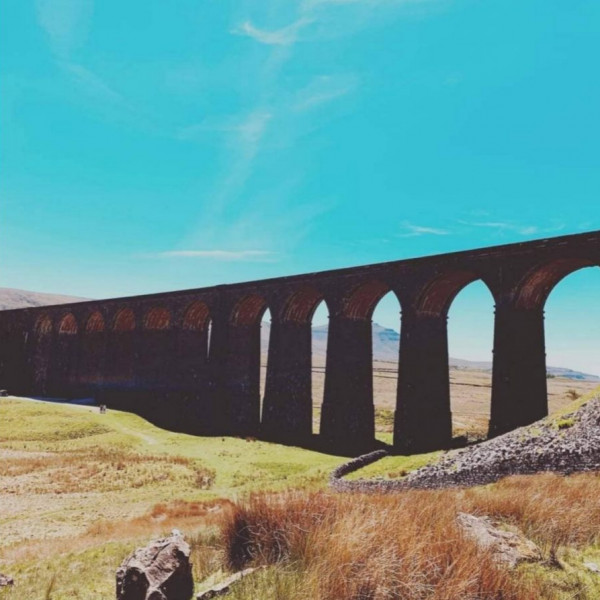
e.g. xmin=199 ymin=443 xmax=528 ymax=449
xmin=457 ymin=220 xmax=565 ymax=237
xmin=36 ymin=0 xmax=93 ymax=58
xmin=179 ymin=111 xmax=274 ymax=224
xmin=303 ymin=0 xmax=436 ymax=9
xmin=179 ymin=111 xmax=271 ymax=149
xmin=144 ymin=250 xmax=276 ymax=262
xmin=293 ymin=75 xmax=358 ymax=111
xmin=397 ymin=222 xmax=450 ymax=237
xmin=61 ymin=61 xmax=123 ymax=103
xmin=233 ymin=18 xmax=312 ymax=46
xmin=235 ymin=111 xmax=273 ymax=151
xmin=36 ymin=0 xmax=127 ymax=109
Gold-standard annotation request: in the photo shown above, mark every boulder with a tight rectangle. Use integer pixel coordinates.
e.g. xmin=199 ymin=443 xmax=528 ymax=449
xmin=116 ymin=533 xmax=194 ymax=600
xmin=457 ymin=513 xmax=542 ymax=568
xmin=584 ymin=562 xmax=600 ymax=574
xmin=0 ymin=573 xmax=14 ymax=587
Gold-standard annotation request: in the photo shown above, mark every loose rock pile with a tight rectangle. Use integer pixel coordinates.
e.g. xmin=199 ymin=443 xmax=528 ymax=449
xmin=332 ymin=396 xmax=600 ymax=492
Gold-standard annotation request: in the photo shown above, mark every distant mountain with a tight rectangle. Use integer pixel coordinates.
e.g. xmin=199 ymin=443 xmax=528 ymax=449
xmin=260 ymin=321 xmax=600 ymax=382
xmin=0 ymin=288 xmax=89 ymax=311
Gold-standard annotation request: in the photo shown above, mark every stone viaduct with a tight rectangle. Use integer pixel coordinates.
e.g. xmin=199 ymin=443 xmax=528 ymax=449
xmin=0 ymin=231 xmax=598 ymax=454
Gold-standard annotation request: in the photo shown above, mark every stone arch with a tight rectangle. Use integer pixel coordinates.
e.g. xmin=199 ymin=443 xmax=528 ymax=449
xmin=32 ymin=315 xmax=53 ymax=394
xmin=144 ymin=307 xmax=171 ymax=330
xmin=53 ymin=313 xmax=79 ymax=394
xmin=85 ymin=311 xmax=105 ymax=333
xmin=514 ymin=258 xmax=598 ymax=310
xmin=113 ymin=308 xmax=136 ymax=332
xmin=81 ymin=311 xmax=106 ymax=389
xmin=222 ymin=294 xmax=269 ymax=435
xmin=230 ymin=294 xmax=268 ymax=326
xmin=58 ymin=313 xmax=78 ymax=335
xmin=109 ymin=308 xmax=136 ymax=386
xmin=182 ymin=301 xmax=210 ymax=331
xmin=35 ymin=314 xmax=53 ymax=336
xmin=178 ymin=300 xmax=211 ymax=396
xmin=446 ymin=279 xmax=496 ymax=441
xmin=280 ymin=286 xmax=327 ymax=323
xmin=341 ymin=280 xmax=396 ymax=320
xmin=416 ymin=270 xmax=495 ymax=317
xmin=139 ymin=307 xmax=174 ymax=389
xmin=543 ymin=266 xmax=600 ymax=406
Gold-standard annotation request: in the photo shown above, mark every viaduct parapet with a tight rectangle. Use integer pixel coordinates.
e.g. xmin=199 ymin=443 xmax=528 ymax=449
xmin=1 ymin=231 xmax=599 ymax=454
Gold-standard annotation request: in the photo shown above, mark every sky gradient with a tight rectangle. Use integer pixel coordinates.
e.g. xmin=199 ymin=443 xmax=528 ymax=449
xmin=1 ymin=0 xmax=599 ymax=373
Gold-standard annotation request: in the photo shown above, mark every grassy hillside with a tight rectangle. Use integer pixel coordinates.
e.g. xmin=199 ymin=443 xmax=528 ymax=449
xmin=0 ymin=397 xmax=342 ymax=598
xmin=0 ymin=397 xmax=346 ymax=542
xmin=0 ymin=396 xmax=429 ymax=599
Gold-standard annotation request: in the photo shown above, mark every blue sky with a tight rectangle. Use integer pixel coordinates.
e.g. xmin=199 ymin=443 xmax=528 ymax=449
xmin=1 ymin=0 xmax=599 ymax=373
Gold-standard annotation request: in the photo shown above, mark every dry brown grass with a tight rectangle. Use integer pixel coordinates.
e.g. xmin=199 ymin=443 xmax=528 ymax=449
xmin=222 ymin=492 xmax=537 ymax=599
xmin=262 ymin=357 xmax=598 ymax=439
xmin=0 ymin=447 xmax=215 ymax=495
xmin=460 ymin=473 xmax=600 ymax=549
xmin=0 ymin=498 xmax=233 ymax=566
xmin=220 ymin=473 xmax=600 ymax=600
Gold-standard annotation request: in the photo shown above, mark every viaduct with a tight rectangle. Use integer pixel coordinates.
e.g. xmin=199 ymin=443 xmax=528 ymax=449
xmin=0 ymin=231 xmax=598 ymax=455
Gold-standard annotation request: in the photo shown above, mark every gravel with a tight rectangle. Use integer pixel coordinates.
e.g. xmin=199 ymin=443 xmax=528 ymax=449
xmin=331 ymin=395 xmax=600 ymax=492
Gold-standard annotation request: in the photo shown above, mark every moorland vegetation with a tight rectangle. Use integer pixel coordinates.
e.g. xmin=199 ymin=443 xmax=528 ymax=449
xmin=1 ymin=388 xmax=599 ymax=599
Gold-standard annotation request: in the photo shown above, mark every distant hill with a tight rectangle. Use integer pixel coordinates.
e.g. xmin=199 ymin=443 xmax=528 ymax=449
xmin=261 ymin=321 xmax=600 ymax=382
xmin=0 ymin=288 xmax=89 ymax=311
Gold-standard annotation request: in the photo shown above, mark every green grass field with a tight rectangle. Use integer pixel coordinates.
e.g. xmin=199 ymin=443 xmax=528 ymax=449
xmin=0 ymin=396 xmax=435 ymax=599
xmin=2 ymin=392 xmax=600 ymax=599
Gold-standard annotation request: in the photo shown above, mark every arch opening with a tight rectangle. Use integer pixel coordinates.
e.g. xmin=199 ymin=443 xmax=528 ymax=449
xmin=515 ymin=258 xmax=596 ymax=310
xmin=58 ymin=313 xmax=78 ymax=335
xmin=54 ymin=313 xmax=79 ymax=394
xmin=281 ymin=287 xmax=324 ymax=324
xmin=35 ymin=315 xmax=53 ymax=336
xmin=110 ymin=308 xmax=136 ymax=386
xmin=178 ymin=301 xmax=211 ymax=394
xmin=113 ymin=308 xmax=135 ymax=332
xmin=417 ymin=270 xmax=483 ymax=317
xmin=231 ymin=294 xmax=267 ymax=326
xmin=183 ymin=301 xmax=210 ymax=331
xmin=342 ymin=280 xmax=390 ymax=320
xmin=310 ymin=300 xmax=330 ymax=435
xmin=447 ymin=280 xmax=494 ymax=443
xmin=144 ymin=307 xmax=171 ymax=330
xmin=206 ymin=318 xmax=212 ymax=357
xmin=543 ymin=266 xmax=600 ymax=416
xmin=32 ymin=315 xmax=53 ymax=394
xmin=371 ymin=291 xmax=401 ymax=443
xmin=260 ymin=308 xmax=272 ymax=422
xmin=85 ymin=311 xmax=105 ymax=333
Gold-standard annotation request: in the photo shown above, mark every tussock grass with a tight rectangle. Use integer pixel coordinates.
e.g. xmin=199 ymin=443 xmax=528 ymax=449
xmin=221 ymin=473 xmax=600 ymax=599
xmin=461 ymin=473 xmax=600 ymax=549
xmin=222 ymin=491 xmax=544 ymax=599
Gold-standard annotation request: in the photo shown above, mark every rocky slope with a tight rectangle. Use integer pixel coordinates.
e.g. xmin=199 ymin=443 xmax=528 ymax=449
xmin=332 ymin=394 xmax=600 ymax=492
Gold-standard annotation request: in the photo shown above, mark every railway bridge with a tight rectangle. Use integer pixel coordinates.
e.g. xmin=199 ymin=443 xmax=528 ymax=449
xmin=1 ymin=231 xmax=598 ymax=454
